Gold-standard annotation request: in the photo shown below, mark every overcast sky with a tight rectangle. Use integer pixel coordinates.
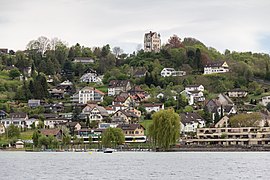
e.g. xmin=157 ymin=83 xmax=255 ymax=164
xmin=1 ymin=0 xmax=270 ymax=54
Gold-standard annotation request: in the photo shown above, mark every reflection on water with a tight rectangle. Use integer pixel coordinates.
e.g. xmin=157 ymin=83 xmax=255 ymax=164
xmin=0 ymin=151 xmax=270 ymax=180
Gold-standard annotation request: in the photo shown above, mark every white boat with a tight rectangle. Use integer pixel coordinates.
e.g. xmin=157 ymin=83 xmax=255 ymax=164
xmin=104 ymin=148 xmax=114 ymax=153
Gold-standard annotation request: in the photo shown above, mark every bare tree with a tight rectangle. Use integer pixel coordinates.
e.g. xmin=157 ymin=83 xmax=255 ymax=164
xmin=26 ymin=36 xmax=51 ymax=54
xmin=112 ymin=46 xmax=123 ymax=58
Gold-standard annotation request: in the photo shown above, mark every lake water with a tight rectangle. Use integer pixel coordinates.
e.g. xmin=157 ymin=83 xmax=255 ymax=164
xmin=0 ymin=151 xmax=270 ymax=180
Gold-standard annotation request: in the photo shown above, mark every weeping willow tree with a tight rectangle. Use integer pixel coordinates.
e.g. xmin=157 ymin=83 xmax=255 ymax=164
xmin=102 ymin=128 xmax=125 ymax=148
xmin=149 ymin=109 xmax=180 ymax=150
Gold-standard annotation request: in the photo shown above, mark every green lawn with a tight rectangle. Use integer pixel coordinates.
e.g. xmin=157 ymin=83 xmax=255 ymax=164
xmin=20 ymin=130 xmax=34 ymax=140
xmin=95 ymin=86 xmax=108 ymax=93
xmin=140 ymin=120 xmax=153 ymax=136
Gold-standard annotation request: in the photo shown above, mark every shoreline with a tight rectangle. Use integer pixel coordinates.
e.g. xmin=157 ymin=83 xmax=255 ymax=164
xmin=2 ymin=146 xmax=270 ymax=152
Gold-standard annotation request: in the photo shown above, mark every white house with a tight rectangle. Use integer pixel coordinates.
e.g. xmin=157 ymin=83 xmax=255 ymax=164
xmin=144 ymin=31 xmax=161 ymax=53
xmin=77 ymin=86 xmax=105 ymax=104
xmin=143 ymin=103 xmax=164 ymax=113
xmin=44 ymin=118 xmax=68 ymax=129
xmin=185 ymin=85 xmax=204 ymax=92
xmin=80 ymin=69 xmax=102 ymax=83
xmin=228 ymin=89 xmax=248 ymax=98
xmin=183 ymin=85 xmax=205 ymax=105
xmin=0 ymin=112 xmax=28 ymax=128
xmin=160 ymin=68 xmax=186 ymax=77
xmin=204 ymin=61 xmax=229 ymax=75
xmin=261 ymin=96 xmax=270 ymax=106
xmin=73 ymin=57 xmax=95 ymax=64
xmin=24 ymin=118 xmax=39 ymax=129
xmin=180 ymin=112 xmax=205 ymax=133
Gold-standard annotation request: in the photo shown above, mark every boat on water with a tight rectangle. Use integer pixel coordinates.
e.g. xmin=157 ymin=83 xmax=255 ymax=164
xmin=104 ymin=148 xmax=114 ymax=153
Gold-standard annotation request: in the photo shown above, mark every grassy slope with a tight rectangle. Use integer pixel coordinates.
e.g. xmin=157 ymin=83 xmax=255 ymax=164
xmin=0 ymin=70 xmax=21 ymax=100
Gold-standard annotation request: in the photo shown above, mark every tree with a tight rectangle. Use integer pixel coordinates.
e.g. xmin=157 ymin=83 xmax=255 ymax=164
xmin=149 ymin=109 xmax=180 ymax=150
xmin=113 ymin=47 xmax=123 ymax=58
xmin=167 ymin=34 xmax=183 ymax=48
xmin=102 ymin=128 xmax=125 ymax=148
xmin=38 ymin=135 xmax=49 ymax=149
xmin=230 ymin=113 xmax=261 ymax=127
xmin=32 ymin=130 xmax=41 ymax=147
xmin=6 ymin=124 xmax=20 ymax=138
xmin=9 ymin=69 xmax=21 ymax=79
xmin=26 ymin=36 xmax=51 ymax=54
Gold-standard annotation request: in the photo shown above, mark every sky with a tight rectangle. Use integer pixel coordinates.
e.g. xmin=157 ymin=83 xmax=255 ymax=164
xmin=1 ymin=0 xmax=270 ymax=54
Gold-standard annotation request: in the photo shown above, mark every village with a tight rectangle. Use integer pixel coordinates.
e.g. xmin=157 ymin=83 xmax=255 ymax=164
xmin=1 ymin=31 xmax=270 ymax=151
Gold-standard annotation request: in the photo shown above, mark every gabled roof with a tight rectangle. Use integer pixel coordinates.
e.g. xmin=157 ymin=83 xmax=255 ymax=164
xmin=185 ymin=84 xmax=203 ymax=88
xmin=180 ymin=112 xmax=205 ymax=125
xmin=128 ymin=86 xmax=144 ymax=93
xmin=117 ymin=124 xmax=145 ymax=131
xmin=204 ymin=61 xmax=227 ymax=67
xmin=40 ymin=129 xmax=62 ymax=136
xmin=134 ymin=69 xmax=147 ymax=77
xmin=143 ymin=103 xmax=163 ymax=107
xmin=228 ymin=88 xmax=247 ymax=93
xmin=10 ymin=112 xmax=27 ymax=119
xmin=114 ymin=110 xmax=138 ymax=118
xmin=79 ymin=87 xmax=105 ymax=95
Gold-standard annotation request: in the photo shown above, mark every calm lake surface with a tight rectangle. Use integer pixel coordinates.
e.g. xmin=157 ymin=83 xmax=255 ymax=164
xmin=0 ymin=151 xmax=270 ymax=180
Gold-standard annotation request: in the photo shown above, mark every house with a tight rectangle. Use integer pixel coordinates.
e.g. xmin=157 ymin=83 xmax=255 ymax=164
xmin=108 ymin=80 xmax=132 ymax=96
xmin=28 ymin=99 xmax=41 ymax=108
xmin=0 ymin=123 xmax=5 ymax=134
xmin=81 ymin=104 xmax=109 ymax=122
xmin=66 ymin=122 xmax=86 ymax=135
xmin=215 ymin=116 xmax=229 ymax=128
xmin=227 ymin=89 xmax=248 ymax=98
xmin=112 ymin=92 xmax=134 ymax=107
xmin=192 ymin=126 xmax=270 ymax=146
xmin=15 ymin=140 xmax=24 ymax=149
xmin=0 ymin=112 xmax=28 ymax=128
xmin=40 ymin=129 xmax=63 ymax=140
xmin=44 ymin=118 xmax=68 ymax=129
xmin=98 ymin=123 xmax=118 ymax=129
xmin=0 ymin=118 xmax=25 ymax=128
xmin=134 ymin=69 xmax=147 ymax=78
xmin=128 ymin=86 xmax=145 ymax=95
xmin=144 ymin=31 xmax=161 ymax=53
xmin=160 ymin=68 xmax=186 ymax=77
xmin=59 ymin=112 xmax=73 ymax=120
xmin=55 ymin=80 xmax=74 ymax=95
xmin=156 ymin=93 xmax=164 ymax=99
xmin=180 ymin=112 xmax=205 ymax=133
xmin=43 ymin=103 xmax=64 ymax=113
xmin=48 ymin=88 xmax=65 ymax=99
xmin=73 ymin=57 xmax=95 ymax=64
xmin=80 ymin=69 xmax=102 ymax=83
xmin=0 ymin=48 xmax=8 ymax=54
xmin=24 ymin=118 xmax=39 ymax=129
xmin=0 ymin=110 xmax=7 ymax=120
xmin=181 ymin=85 xmax=205 ymax=105
xmin=205 ymin=94 xmax=236 ymax=120
xmin=217 ymin=93 xmax=234 ymax=106
xmin=185 ymin=85 xmax=204 ymax=92
xmin=111 ymin=110 xmax=139 ymax=124
xmin=143 ymin=103 xmax=164 ymax=113
xmin=204 ymin=61 xmax=229 ymax=75
xmin=74 ymin=86 xmax=105 ymax=104
xmin=261 ymin=96 xmax=270 ymax=106
xmin=117 ymin=124 xmax=145 ymax=136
